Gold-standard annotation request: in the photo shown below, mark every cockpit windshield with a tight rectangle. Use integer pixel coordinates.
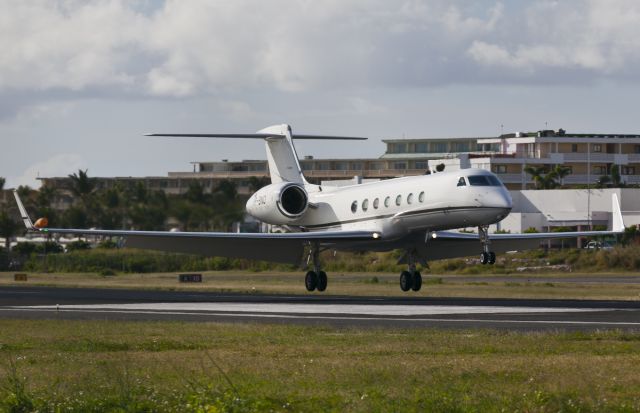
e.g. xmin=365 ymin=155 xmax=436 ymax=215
xmin=468 ymin=175 xmax=503 ymax=187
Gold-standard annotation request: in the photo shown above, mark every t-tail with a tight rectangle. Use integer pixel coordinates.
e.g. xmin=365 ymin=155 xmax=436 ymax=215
xmin=145 ymin=123 xmax=366 ymax=185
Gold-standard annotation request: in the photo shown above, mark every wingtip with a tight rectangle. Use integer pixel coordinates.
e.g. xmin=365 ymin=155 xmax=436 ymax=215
xmin=612 ymin=193 xmax=625 ymax=232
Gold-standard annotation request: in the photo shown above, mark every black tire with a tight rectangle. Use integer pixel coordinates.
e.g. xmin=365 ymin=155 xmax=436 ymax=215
xmin=488 ymin=252 xmax=496 ymax=265
xmin=400 ymin=271 xmax=413 ymax=292
xmin=480 ymin=252 xmax=489 ymax=265
xmin=305 ymin=271 xmax=318 ymax=291
xmin=411 ymin=271 xmax=422 ymax=291
xmin=317 ymin=271 xmax=328 ymax=292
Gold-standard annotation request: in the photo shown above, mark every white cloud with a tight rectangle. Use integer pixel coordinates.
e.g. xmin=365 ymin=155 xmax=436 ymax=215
xmin=9 ymin=153 xmax=87 ymax=189
xmin=2 ymin=0 xmax=640 ymax=101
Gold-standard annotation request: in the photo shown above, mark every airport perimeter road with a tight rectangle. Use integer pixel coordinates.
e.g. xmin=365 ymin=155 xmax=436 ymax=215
xmin=1 ymin=286 xmax=640 ymax=331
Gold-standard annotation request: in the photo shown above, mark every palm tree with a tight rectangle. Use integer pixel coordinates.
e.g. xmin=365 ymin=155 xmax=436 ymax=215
xmin=552 ymin=165 xmax=572 ymax=187
xmin=524 ymin=166 xmax=559 ymax=189
xmin=68 ymin=169 xmax=95 ymax=199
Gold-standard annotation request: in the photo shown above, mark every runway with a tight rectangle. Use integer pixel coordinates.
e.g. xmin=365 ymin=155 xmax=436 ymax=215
xmin=1 ymin=286 xmax=640 ymax=331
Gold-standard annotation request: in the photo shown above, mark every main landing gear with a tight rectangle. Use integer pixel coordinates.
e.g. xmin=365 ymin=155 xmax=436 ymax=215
xmin=305 ymin=242 xmax=328 ymax=292
xmin=399 ymin=250 xmax=422 ymax=292
xmin=478 ymin=225 xmax=496 ymax=265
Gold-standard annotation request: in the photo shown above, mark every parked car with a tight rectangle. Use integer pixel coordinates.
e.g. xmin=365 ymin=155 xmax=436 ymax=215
xmin=584 ymin=241 xmax=614 ymax=250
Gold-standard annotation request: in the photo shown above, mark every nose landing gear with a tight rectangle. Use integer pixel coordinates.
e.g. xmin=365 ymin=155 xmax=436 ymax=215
xmin=478 ymin=225 xmax=496 ymax=265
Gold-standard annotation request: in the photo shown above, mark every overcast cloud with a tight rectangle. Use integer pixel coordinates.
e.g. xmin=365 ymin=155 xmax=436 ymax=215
xmin=2 ymin=0 xmax=640 ymax=187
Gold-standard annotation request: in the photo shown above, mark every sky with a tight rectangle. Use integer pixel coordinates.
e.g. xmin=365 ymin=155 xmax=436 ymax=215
xmin=3 ymin=0 xmax=640 ymax=188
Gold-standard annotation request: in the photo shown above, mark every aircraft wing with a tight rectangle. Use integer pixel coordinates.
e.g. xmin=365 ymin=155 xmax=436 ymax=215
xmin=415 ymin=193 xmax=626 ymax=261
xmin=13 ymin=190 xmax=378 ymax=264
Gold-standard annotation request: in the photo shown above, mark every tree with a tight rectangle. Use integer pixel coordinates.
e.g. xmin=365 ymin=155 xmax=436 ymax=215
xmin=524 ymin=165 xmax=559 ymax=189
xmin=0 ymin=210 xmax=19 ymax=251
xmin=0 ymin=177 xmax=5 ymax=191
xmin=611 ymin=164 xmax=622 ymax=187
xmin=68 ymin=169 xmax=96 ymax=201
xmin=248 ymin=176 xmax=269 ymax=193
xmin=552 ymin=165 xmax=572 ymax=187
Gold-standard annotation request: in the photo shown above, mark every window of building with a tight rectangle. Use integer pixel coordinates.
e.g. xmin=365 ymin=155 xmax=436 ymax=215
xmin=369 ymin=162 xmax=383 ymax=170
xmin=635 ymin=145 xmax=640 ymax=154
xmin=451 ymin=142 xmax=469 ymax=152
xmin=457 ymin=177 xmax=467 ymax=186
xmin=317 ymin=162 xmax=330 ymax=170
xmin=351 ymin=200 xmax=358 ymax=213
xmin=622 ymin=166 xmax=636 ymax=175
xmin=571 ymin=144 xmax=578 ymax=153
xmin=373 ymin=198 xmax=379 ymax=209
xmin=393 ymin=162 xmax=407 ymax=170
xmin=592 ymin=165 xmax=606 ymax=175
xmin=414 ymin=142 xmax=428 ymax=153
xmin=362 ymin=199 xmax=369 ymax=212
xmin=414 ymin=161 xmax=429 ymax=170
xmin=419 ymin=191 xmax=425 ymax=202
xmin=335 ymin=162 xmax=348 ymax=170
xmin=395 ymin=195 xmax=402 ymax=206
xmin=593 ymin=144 xmax=602 ymax=153
xmin=407 ymin=193 xmax=414 ymax=204
xmin=384 ymin=196 xmax=390 ymax=207
xmin=391 ymin=143 xmax=407 ymax=153
xmin=351 ymin=162 xmax=363 ymax=170
xmin=494 ymin=165 xmax=507 ymax=174
xmin=432 ymin=142 xmax=447 ymax=152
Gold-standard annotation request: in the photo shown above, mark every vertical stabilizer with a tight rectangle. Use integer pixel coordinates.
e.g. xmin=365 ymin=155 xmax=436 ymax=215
xmin=612 ymin=193 xmax=625 ymax=232
xmin=258 ymin=124 xmax=307 ymax=184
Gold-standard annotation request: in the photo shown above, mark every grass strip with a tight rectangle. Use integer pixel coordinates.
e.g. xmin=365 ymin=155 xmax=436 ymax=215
xmin=0 ymin=319 xmax=639 ymax=412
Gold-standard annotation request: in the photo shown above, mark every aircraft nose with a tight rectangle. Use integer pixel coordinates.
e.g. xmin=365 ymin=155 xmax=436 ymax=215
xmin=485 ymin=188 xmax=512 ymax=210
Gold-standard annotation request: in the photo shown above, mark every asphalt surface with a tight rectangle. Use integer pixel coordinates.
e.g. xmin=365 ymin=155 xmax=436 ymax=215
xmin=1 ymin=286 xmax=640 ymax=331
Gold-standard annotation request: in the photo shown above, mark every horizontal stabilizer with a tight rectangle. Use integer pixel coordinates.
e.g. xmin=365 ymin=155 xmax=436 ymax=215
xmin=145 ymin=133 xmax=366 ymax=140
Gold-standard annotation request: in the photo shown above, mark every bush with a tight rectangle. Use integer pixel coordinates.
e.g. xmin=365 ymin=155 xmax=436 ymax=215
xmin=35 ymin=241 xmax=64 ymax=254
xmin=12 ymin=242 xmax=37 ymax=255
xmin=98 ymin=240 xmax=118 ymax=249
xmin=66 ymin=240 xmax=92 ymax=252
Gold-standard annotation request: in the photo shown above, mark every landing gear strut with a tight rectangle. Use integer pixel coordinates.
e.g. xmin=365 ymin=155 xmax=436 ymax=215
xmin=478 ymin=225 xmax=496 ymax=265
xmin=305 ymin=242 xmax=327 ymax=292
xmin=399 ymin=250 xmax=422 ymax=292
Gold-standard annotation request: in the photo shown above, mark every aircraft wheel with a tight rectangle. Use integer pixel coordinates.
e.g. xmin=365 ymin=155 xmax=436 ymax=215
xmin=480 ymin=252 xmax=489 ymax=265
xmin=305 ymin=271 xmax=318 ymax=291
xmin=411 ymin=271 xmax=422 ymax=292
xmin=400 ymin=271 xmax=413 ymax=292
xmin=488 ymin=252 xmax=496 ymax=265
xmin=317 ymin=271 xmax=328 ymax=292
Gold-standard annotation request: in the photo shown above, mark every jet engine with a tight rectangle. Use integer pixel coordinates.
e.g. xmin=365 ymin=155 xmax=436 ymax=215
xmin=246 ymin=182 xmax=309 ymax=224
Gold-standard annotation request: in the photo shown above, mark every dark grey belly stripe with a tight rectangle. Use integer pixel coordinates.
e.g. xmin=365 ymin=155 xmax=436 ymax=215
xmin=303 ymin=206 xmax=500 ymax=230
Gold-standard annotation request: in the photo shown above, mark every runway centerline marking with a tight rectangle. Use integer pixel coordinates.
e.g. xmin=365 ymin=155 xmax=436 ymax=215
xmin=7 ymin=302 xmax=611 ymax=316
xmin=1 ymin=308 xmax=638 ymax=327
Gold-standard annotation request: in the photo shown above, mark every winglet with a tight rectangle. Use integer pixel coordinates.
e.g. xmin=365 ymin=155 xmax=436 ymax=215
xmin=12 ymin=190 xmax=35 ymax=230
xmin=612 ymin=193 xmax=625 ymax=232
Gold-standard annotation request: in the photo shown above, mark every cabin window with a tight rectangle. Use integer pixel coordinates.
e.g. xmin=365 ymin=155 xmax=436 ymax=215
xmin=468 ymin=175 xmax=502 ymax=186
xmin=362 ymin=199 xmax=369 ymax=212
xmin=351 ymin=200 xmax=358 ymax=213
xmin=487 ymin=175 xmax=503 ymax=186
xmin=384 ymin=196 xmax=390 ymax=207
xmin=457 ymin=177 xmax=467 ymax=187
xmin=419 ymin=191 xmax=425 ymax=202
xmin=407 ymin=193 xmax=414 ymax=204
xmin=373 ymin=198 xmax=379 ymax=209
xmin=395 ymin=195 xmax=402 ymax=206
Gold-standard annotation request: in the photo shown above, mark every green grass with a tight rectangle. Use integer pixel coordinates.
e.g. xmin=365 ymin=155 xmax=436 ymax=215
xmin=1 ymin=320 xmax=640 ymax=412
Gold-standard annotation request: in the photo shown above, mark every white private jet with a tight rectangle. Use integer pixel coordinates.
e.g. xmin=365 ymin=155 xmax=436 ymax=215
xmin=14 ymin=124 xmax=625 ymax=292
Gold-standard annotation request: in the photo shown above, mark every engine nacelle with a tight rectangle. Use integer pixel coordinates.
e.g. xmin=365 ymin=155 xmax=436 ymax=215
xmin=246 ymin=182 xmax=309 ymax=224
